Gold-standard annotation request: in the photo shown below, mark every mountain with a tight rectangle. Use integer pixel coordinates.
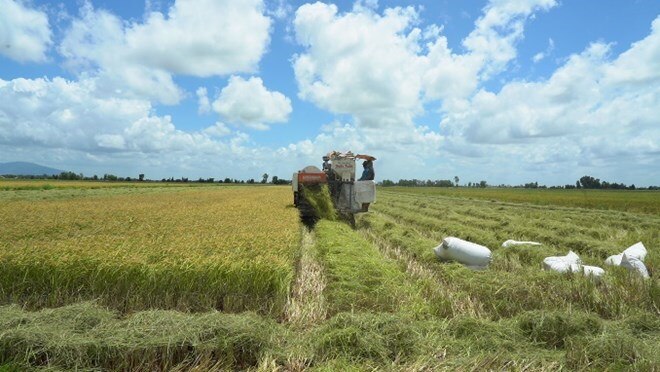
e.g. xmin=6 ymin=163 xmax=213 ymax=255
xmin=0 ymin=162 xmax=65 ymax=176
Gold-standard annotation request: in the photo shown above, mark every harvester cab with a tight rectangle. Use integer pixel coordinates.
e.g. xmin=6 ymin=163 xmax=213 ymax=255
xmin=293 ymin=151 xmax=376 ymax=223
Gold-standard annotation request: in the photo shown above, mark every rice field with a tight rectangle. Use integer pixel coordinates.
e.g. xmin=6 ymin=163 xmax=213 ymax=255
xmin=0 ymin=184 xmax=300 ymax=314
xmin=0 ymin=183 xmax=658 ymax=370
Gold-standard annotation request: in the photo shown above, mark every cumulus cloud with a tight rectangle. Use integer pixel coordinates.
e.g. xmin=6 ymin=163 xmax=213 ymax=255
xmin=290 ymin=1 xmax=657 ymax=184
xmin=0 ymin=0 xmax=52 ymax=62
xmin=290 ymin=0 xmax=557 ymax=158
xmin=267 ymin=0 xmax=293 ymax=20
xmin=275 ymin=119 xmax=444 ymax=181
xmin=293 ymin=3 xmax=425 ymax=129
xmin=292 ymin=0 xmax=558 ymax=126
xmin=124 ymin=0 xmax=271 ymax=76
xmin=437 ymin=15 xmax=660 ymax=177
xmin=203 ymin=122 xmax=232 ymax=138
xmin=462 ymin=0 xmax=557 ymax=76
xmin=1 ymin=0 xmax=657 ymax=185
xmin=0 ymin=72 xmax=291 ymax=179
xmin=212 ymin=76 xmax=292 ymax=130
xmin=532 ymin=38 xmax=555 ymax=63
xmin=0 ymin=76 xmax=239 ymax=156
xmin=196 ymin=87 xmax=211 ymax=114
xmin=59 ymin=0 xmax=271 ymax=104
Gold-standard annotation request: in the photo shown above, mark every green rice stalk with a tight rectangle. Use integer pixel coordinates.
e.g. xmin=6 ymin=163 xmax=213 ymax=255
xmin=302 ymin=185 xmax=338 ymax=221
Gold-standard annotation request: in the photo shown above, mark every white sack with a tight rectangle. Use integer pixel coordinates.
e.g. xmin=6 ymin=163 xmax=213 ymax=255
xmin=623 ymin=242 xmax=647 ymax=261
xmin=570 ymin=264 xmax=605 ymax=277
xmin=604 ymin=254 xmax=622 ymax=266
xmin=543 ymin=251 xmax=580 ymax=272
xmin=621 ymin=253 xmax=650 ymax=279
xmin=433 ymin=237 xmax=492 ymax=268
xmin=604 ymin=242 xmax=647 ymax=266
xmin=502 ymin=239 xmax=542 ymax=248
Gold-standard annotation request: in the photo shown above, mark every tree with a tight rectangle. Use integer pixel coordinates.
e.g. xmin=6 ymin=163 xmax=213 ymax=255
xmin=578 ymin=175 xmax=601 ymax=189
xmin=479 ymin=180 xmax=487 ymax=188
xmin=261 ymin=173 xmax=268 ymax=184
xmin=271 ymin=176 xmax=279 ymax=184
xmin=139 ymin=174 xmax=145 ymax=181
xmin=454 ymin=176 xmax=459 ymax=187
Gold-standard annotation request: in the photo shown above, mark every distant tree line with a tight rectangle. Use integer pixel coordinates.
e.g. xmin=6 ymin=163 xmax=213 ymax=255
xmin=1 ymin=172 xmax=291 ymax=185
xmin=379 ymin=175 xmax=658 ymax=190
xmin=380 ymin=179 xmax=488 ymax=188
xmin=3 ymin=172 xmax=655 ymax=190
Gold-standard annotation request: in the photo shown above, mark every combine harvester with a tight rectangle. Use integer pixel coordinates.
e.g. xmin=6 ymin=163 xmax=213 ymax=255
xmin=292 ymin=151 xmax=376 ymax=225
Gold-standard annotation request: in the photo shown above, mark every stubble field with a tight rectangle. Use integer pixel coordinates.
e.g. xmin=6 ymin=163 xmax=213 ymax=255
xmin=0 ymin=180 xmax=658 ymax=370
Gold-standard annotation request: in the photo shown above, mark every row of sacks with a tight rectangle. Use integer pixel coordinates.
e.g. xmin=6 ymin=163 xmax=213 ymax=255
xmin=433 ymin=237 xmax=650 ymax=279
xmin=605 ymin=242 xmax=649 ymax=278
xmin=543 ymin=242 xmax=649 ymax=279
xmin=433 ymin=238 xmax=547 ymax=270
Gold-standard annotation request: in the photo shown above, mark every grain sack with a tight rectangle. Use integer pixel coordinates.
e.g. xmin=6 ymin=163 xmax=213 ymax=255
xmin=502 ymin=239 xmax=542 ymax=248
xmin=543 ymin=251 xmax=580 ymax=272
xmin=433 ymin=237 xmax=492 ymax=269
xmin=576 ymin=264 xmax=605 ymax=278
xmin=604 ymin=242 xmax=647 ymax=266
xmin=621 ymin=253 xmax=650 ymax=279
xmin=604 ymin=254 xmax=623 ymax=266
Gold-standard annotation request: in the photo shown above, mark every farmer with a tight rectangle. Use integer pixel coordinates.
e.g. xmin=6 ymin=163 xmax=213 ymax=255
xmin=359 ymin=160 xmax=375 ymax=181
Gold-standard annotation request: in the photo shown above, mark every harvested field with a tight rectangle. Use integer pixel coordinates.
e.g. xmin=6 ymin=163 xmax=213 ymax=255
xmin=0 ymin=183 xmax=658 ymax=370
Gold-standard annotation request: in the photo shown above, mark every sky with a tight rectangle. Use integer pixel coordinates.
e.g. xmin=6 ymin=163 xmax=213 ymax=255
xmin=0 ymin=0 xmax=659 ymax=186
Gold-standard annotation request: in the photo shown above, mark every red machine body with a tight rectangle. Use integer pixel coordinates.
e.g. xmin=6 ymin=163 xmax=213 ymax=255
xmin=297 ymin=171 xmax=327 ymax=185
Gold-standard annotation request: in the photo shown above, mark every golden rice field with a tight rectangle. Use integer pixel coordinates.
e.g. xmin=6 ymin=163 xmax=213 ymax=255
xmin=0 ymin=181 xmax=658 ymax=370
xmin=0 ymin=184 xmax=299 ymax=315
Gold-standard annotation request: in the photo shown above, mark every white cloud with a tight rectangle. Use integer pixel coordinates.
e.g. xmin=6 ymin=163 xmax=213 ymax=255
xmin=212 ymin=76 xmax=292 ymax=130
xmin=439 ymin=15 xmax=660 ymax=171
xmin=196 ymin=87 xmax=211 ymax=114
xmin=290 ymin=0 xmax=557 ymax=167
xmin=0 ymin=76 xmax=235 ymax=157
xmin=124 ymin=0 xmax=271 ymax=77
xmin=203 ymin=122 xmax=232 ymax=138
xmin=293 ymin=3 xmax=425 ymax=128
xmin=59 ymin=0 xmax=272 ymax=104
xmin=292 ymin=0 xmax=557 ymax=128
xmin=462 ymin=0 xmax=557 ymax=76
xmin=1 ymin=0 xmax=657 ymax=186
xmin=267 ymin=0 xmax=292 ymax=20
xmin=602 ymin=17 xmax=660 ymax=86
xmin=0 ymin=73 xmax=290 ymax=179
xmin=532 ymin=38 xmax=555 ymax=63
xmin=95 ymin=134 xmax=126 ymax=150
xmin=289 ymin=2 xmax=657 ymax=185
xmin=423 ymin=0 xmax=557 ymax=102
xmin=0 ymin=0 xmax=52 ymax=62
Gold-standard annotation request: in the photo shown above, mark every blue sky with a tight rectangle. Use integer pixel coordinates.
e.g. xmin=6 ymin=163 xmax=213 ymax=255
xmin=1 ymin=0 xmax=659 ymax=185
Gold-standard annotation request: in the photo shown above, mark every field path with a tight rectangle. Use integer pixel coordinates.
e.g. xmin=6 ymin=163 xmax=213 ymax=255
xmin=284 ymin=226 xmax=328 ymax=326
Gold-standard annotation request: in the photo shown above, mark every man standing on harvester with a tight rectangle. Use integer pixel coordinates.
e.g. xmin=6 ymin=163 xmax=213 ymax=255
xmin=359 ymin=160 xmax=375 ymax=181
